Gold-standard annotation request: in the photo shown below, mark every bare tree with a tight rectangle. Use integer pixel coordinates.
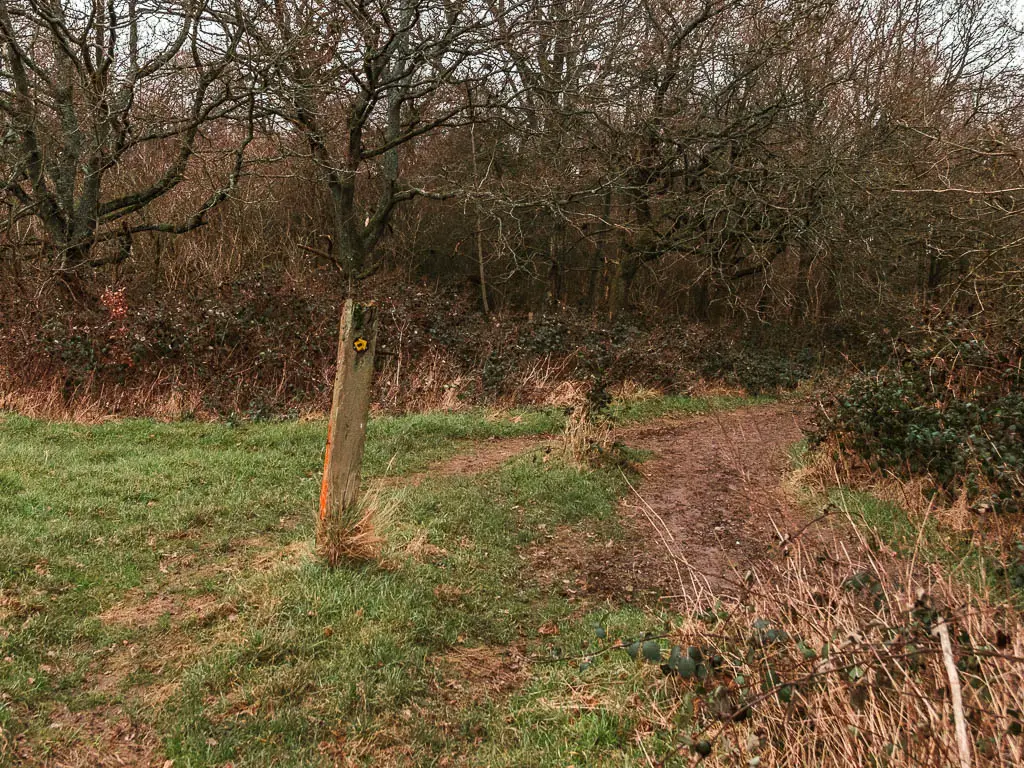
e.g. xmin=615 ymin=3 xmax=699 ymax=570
xmin=2 ymin=0 xmax=1021 ymax=331
xmin=468 ymin=0 xmax=1024 ymax=320
xmin=0 ymin=0 xmax=252 ymax=284
xmin=238 ymin=0 xmax=503 ymax=288
xmin=476 ymin=0 xmax=841 ymax=318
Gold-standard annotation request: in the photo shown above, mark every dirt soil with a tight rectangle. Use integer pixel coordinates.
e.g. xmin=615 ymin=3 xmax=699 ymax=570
xmin=10 ymin=401 xmax=817 ymax=768
xmin=401 ymin=401 xmax=817 ymax=605
xmin=614 ymin=403 xmax=811 ymax=599
xmin=515 ymin=403 xmax=817 ymax=607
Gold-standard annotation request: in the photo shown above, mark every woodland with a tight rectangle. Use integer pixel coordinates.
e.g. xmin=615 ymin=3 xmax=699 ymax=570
xmin=0 ymin=0 xmax=1020 ymax=413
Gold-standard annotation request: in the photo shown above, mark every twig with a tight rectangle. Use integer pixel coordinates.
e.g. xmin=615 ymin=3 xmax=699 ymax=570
xmin=933 ymin=617 xmax=972 ymax=768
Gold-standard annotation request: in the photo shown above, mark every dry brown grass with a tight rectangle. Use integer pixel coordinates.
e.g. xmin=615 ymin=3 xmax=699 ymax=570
xmin=608 ymin=378 xmax=663 ymax=403
xmin=684 ymin=378 xmax=752 ymax=400
xmin=795 ymin=435 xmax=1024 ymax=555
xmin=560 ymin=398 xmax=612 ymax=467
xmin=662 ymin=541 xmax=1024 ymax=767
xmin=793 ymin=433 xmax=944 ymax=519
xmin=625 ymin=465 xmax=1024 ymax=768
xmin=434 ymin=645 xmax=529 ymax=703
xmin=1 ymin=345 xmax=667 ymax=422
xmin=372 ymin=348 xmax=584 ymax=414
xmin=504 ymin=356 xmax=576 ymax=405
xmin=378 ymin=348 xmax=470 ymax=412
xmin=316 ymin=480 xmax=396 ymax=566
xmin=0 ymin=367 xmax=209 ymax=422
xmin=402 ymin=532 xmax=450 ymax=563
xmin=541 ymin=377 xmax=587 ymax=407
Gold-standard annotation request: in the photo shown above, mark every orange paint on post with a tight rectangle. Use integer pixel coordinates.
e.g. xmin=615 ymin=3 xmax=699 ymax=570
xmin=319 ymin=421 xmax=333 ymax=520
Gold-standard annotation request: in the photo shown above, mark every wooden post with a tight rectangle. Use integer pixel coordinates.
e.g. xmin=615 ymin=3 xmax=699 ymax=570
xmin=318 ymin=299 xmax=378 ymax=565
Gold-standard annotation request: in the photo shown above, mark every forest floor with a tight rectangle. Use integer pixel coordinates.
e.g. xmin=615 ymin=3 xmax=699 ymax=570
xmin=2 ymin=396 xmax=1017 ymax=767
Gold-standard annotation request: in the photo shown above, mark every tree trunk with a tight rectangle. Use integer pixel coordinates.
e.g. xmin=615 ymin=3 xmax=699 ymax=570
xmin=470 ymin=123 xmax=490 ymax=314
xmin=689 ymin=273 xmax=711 ymax=321
xmin=793 ymin=248 xmax=816 ymax=323
xmin=547 ymin=234 xmax=561 ymax=310
xmin=926 ymin=247 xmax=944 ymax=301
xmin=607 ymin=255 xmax=625 ymax=321
xmin=476 ymin=225 xmax=490 ymax=314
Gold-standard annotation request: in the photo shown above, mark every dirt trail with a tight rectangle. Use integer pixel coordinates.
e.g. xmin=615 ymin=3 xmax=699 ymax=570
xmin=386 ymin=436 xmax=550 ymax=487
xmin=616 ymin=403 xmax=810 ymax=597
xmin=400 ymin=402 xmax=814 ymax=600
xmin=384 ymin=402 xmax=816 ymax=603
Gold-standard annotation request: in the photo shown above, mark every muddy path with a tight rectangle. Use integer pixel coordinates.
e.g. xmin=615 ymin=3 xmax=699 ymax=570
xmin=384 ymin=435 xmax=550 ymax=487
xmin=402 ymin=402 xmax=816 ymax=601
xmin=615 ymin=403 xmax=811 ymax=599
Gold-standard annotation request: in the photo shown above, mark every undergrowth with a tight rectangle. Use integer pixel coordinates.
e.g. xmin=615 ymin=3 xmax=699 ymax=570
xmin=816 ymin=325 xmax=1023 ymax=514
xmin=575 ymin=538 xmax=1024 ymax=767
xmin=560 ymin=451 xmax=1024 ymax=767
xmin=1 ymin=277 xmax=821 ymax=420
xmin=793 ymin=436 xmax=1024 ymax=609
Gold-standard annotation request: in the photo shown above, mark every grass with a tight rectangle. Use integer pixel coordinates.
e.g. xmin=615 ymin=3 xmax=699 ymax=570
xmin=6 ymin=394 xmax=1023 ymax=767
xmin=0 ymin=395 xmax=752 ymax=767
xmin=602 ymin=393 xmax=772 ymax=425
xmin=789 ymin=440 xmax=1024 ymax=605
xmin=828 ymin=487 xmax=1024 ymax=603
xmin=156 ymin=462 xmax=636 ymax=766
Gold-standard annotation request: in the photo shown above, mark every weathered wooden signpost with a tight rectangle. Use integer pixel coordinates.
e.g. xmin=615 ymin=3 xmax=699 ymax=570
xmin=318 ymin=300 xmax=379 ymax=565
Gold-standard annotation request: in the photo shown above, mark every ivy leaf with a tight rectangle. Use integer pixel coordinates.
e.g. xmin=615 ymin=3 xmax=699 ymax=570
xmin=642 ymin=640 xmax=662 ymax=663
xmin=676 ymin=656 xmax=696 ymax=678
xmin=667 ymin=645 xmax=684 ymax=671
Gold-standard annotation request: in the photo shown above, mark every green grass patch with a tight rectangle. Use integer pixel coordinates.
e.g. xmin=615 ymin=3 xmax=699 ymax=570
xmin=156 ymin=458 xmax=640 ymax=766
xmin=789 ymin=445 xmax=1024 ymax=606
xmin=828 ymin=488 xmax=1024 ymax=603
xmin=602 ymin=393 xmax=772 ymax=425
xmin=0 ymin=402 xmax=743 ymax=766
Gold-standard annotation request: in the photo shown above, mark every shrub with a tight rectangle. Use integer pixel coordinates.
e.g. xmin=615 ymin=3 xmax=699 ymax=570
xmin=817 ymin=326 xmax=1023 ymax=513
